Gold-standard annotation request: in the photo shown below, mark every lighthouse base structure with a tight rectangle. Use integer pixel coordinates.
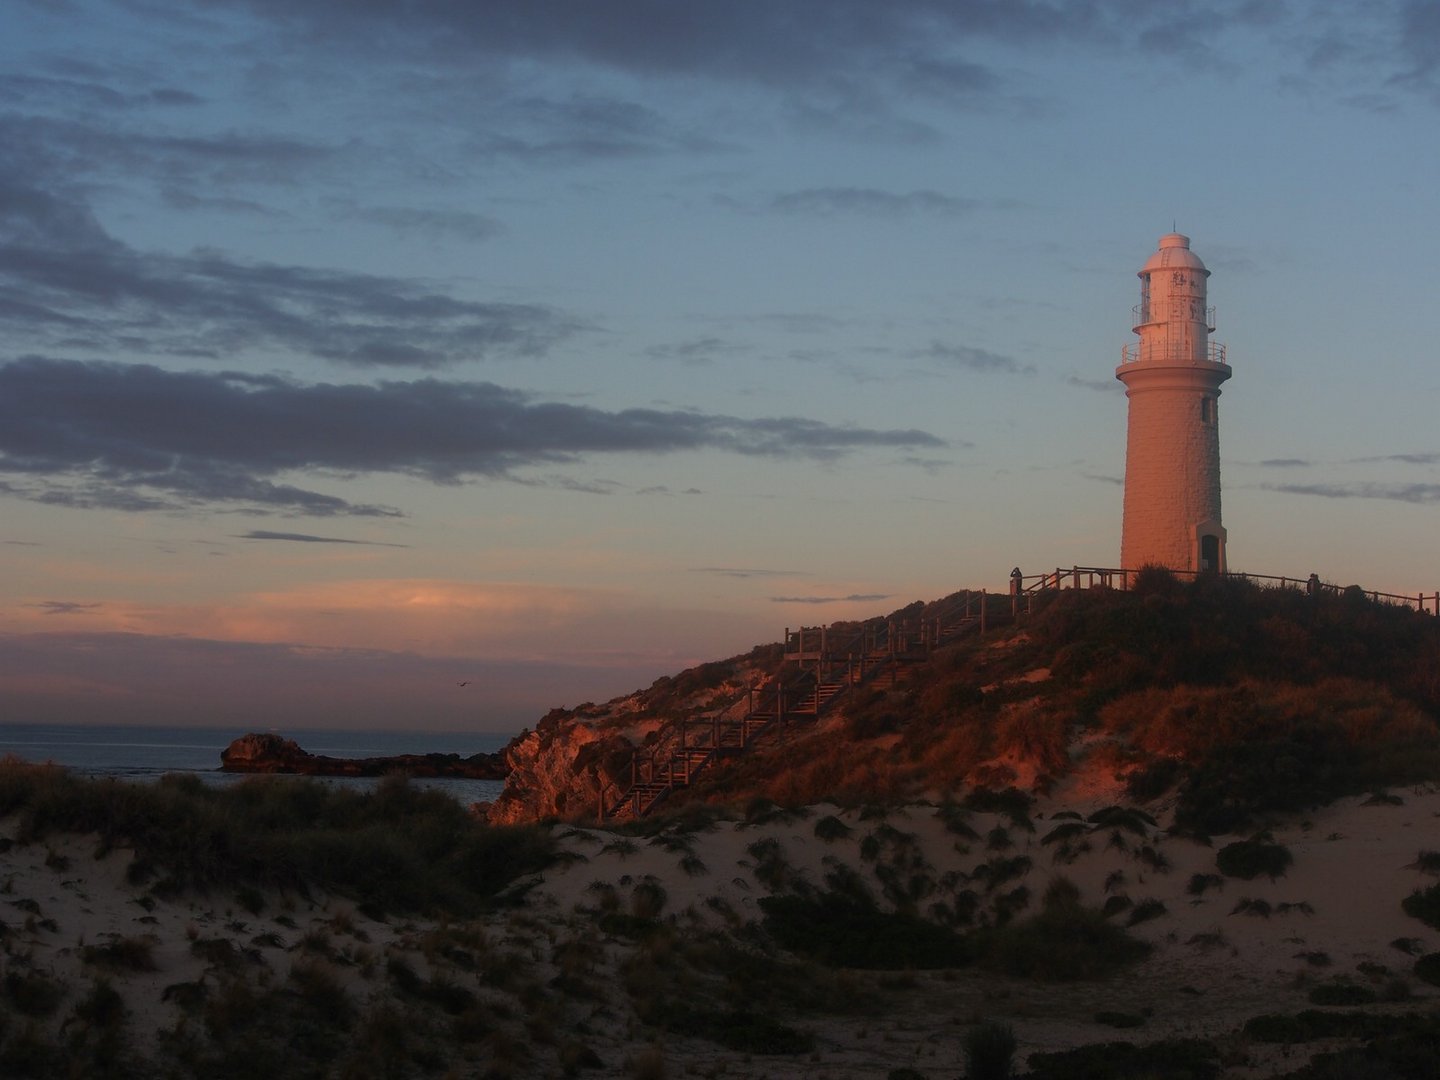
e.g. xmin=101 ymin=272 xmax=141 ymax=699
xmin=1117 ymin=358 xmax=1231 ymax=574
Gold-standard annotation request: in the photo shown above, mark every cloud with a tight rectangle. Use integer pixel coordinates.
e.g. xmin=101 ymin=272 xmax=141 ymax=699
xmin=0 ymin=72 xmax=204 ymax=112
xmin=218 ymin=1 xmax=1026 ymax=95
xmin=644 ymin=337 xmax=748 ymax=365
xmin=177 ymin=1 xmax=1438 ymax=122
xmin=768 ymin=593 xmax=891 ymax=604
xmin=338 ymin=204 xmax=505 ymax=242
xmin=691 ymin=567 xmax=805 ymax=579
xmin=26 ymin=600 xmax=102 ymax=615
xmin=1396 ymin=0 xmax=1440 ymax=87
xmin=770 ymin=188 xmax=980 ymax=217
xmin=236 ymin=530 xmax=408 ymax=545
xmin=1259 ymin=458 xmax=1313 ymax=468
xmin=1351 ymin=452 xmax=1440 ymax=465
xmin=1067 ymin=375 xmax=1120 ymax=393
xmin=0 ymin=357 xmax=947 ymax=514
xmin=1263 ymin=482 xmax=1440 ymax=505
xmin=484 ymin=93 xmax=728 ymax=162
xmin=920 ymin=341 xmax=1034 ymax=375
xmin=0 ymin=172 xmax=580 ymax=369
xmin=1 ymin=112 xmax=336 ymax=193
xmin=161 ymin=188 xmax=281 ymax=217
xmin=0 ymin=115 xmax=577 ymax=370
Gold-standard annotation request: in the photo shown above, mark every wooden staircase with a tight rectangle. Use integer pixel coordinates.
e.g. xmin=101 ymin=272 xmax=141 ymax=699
xmin=602 ymin=679 xmax=792 ymax=821
xmin=601 ymin=589 xmax=1003 ymax=821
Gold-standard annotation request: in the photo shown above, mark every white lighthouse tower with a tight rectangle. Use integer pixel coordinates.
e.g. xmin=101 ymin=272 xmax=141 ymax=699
xmin=1117 ymin=233 xmax=1232 ymax=574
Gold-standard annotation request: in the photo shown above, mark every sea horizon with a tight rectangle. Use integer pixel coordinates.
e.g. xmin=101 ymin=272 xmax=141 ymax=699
xmin=0 ymin=721 xmax=514 ymax=805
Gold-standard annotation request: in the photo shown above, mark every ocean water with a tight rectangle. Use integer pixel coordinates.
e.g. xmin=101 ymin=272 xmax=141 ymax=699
xmin=0 ymin=723 xmax=511 ymax=806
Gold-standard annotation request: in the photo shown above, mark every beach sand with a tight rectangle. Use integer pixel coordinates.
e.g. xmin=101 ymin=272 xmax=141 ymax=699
xmin=2 ymin=781 xmax=1437 ymax=1077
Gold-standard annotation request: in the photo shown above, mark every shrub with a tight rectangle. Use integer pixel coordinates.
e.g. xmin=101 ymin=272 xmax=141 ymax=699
xmin=72 ymin=979 xmax=126 ymax=1029
xmin=962 ymin=1021 xmax=1016 ymax=1080
xmin=935 ymin=801 xmax=981 ymax=840
xmin=646 ymin=999 xmax=814 ymax=1055
xmin=1025 ymin=1037 xmax=1220 ymax=1080
xmin=626 ymin=1046 xmax=666 ymax=1080
xmin=971 ymin=855 xmax=1031 ymax=892
xmin=1416 ymin=952 xmax=1440 ymax=987
xmin=1308 ymin=981 xmax=1377 ymax=1006
xmin=980 ymin=899 xmax=1150 ymax=981
xmin=986 ymin=826 xmax=1014 ymax=851
xmin=1401 ymin=883 xmax=1440 ymax=929
xmin=1126 ymin=899 xmax=1166 ymax=927
xmin=1216 ymin=836 xmax=1292 ymax=880
xmin=1094 ymin=1011 xmax=1146 ymax=1028
xmin=0 ymin=762 xmax=556 ymax=916
xmin=1101 ymin=895 xmax=1133 ymax=919
xmin=759 ymin=892 xmax=973 ymax=969
xmin=80 ymin=935 xmax=157 ymax=972
xmin=962 ymin=788 xmax=1034 ymax=831
xmin=1087 ymin=805 xmax=1156 ymax=835
xmin=1041 ymin=821 xmax=1089 ymax=846
xmin=1124 ymin=758 xmax=1188 ymax=802
xmin=1230 ymin=897 xmax=1272 ymax=917
xmin=1042 ymin=877 xmax=1081 ymax=909
xmin=678 ymin=853 xmax=707 ymax=876
xmin=630 ymin=880 xmax=668 ymax=919
xmin=559 ymin=1040 xmax=604 ymax=1075
xmin=4 ymin=970 xmax=65 ymax=1017
xmin=813 ymin=815 xmax=852 ymax=841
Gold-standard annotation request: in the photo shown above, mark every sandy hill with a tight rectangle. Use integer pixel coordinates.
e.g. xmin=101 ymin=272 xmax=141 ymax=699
xmin=490 ymin=571 xmax=1440 ymax=832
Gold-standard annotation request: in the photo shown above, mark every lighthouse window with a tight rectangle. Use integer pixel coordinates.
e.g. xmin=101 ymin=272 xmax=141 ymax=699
xmin=1139 ymin=274 xmax=1150 ymax=323
xmin=1200 ymin=396 xmax=1214 ymax=424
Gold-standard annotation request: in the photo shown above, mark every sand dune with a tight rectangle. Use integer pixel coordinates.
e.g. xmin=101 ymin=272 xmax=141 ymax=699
xmin=3 ymin=778 xmax=1437 ymax=1077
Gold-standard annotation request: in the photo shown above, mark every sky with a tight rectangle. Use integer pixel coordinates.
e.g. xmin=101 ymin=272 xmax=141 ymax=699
xmin=3 ymin=1 xmax=1440 ymax=736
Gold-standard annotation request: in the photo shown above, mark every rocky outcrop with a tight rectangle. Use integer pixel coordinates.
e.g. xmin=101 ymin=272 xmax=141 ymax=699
xmin=219 ymin=732 xmax=509 ymax=780
xmin=483 ymin=646 xmax=784 ymax=825
xmin=483 ymin=707 xmax=651 ymax=825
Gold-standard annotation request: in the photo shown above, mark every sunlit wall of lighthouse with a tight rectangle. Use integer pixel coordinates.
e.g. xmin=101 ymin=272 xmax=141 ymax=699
xmin=1117 ymin=233 xmax=1232 ymax=573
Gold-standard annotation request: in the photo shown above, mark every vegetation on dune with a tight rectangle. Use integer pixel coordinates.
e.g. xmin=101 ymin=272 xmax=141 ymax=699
xmin=643 ymin=573 xmax=1440 ymax=826
xmin=974 ymin=876 xmax=1151 ymax=981
xmin=1401 ymin=883 xmax=1440 ymax=930
xmin=961 ymin=1021 xmax=1017 ymax=1080
xmin=1215 ymin=835 xmax=1294 ymax=880
xmin=757 ymin=873 xmax=1150 ymax=982
xmin=0 ymin=761 xmax=553 ymax=915
xmin=758 ymin=891 xmax=975 ymax=970
xmin=1243 ymin=1009 xmax=1440 ymax=1077
xmin=1024 ymin=1037 xmax=1221 ymax=1080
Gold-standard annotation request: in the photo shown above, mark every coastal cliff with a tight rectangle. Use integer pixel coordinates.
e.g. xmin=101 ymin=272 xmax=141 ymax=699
xmin=485 ymin=644 xmax=786 ymax=824
xmin=220 ymin=732 xmax=509 ymax=780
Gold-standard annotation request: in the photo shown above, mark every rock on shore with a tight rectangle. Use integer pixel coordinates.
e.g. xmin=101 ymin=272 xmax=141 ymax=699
xmin=219 ymin=732 xmax=509 ymax=779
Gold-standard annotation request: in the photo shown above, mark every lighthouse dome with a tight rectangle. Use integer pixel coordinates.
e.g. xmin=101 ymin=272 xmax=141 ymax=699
xmin=1140 ymin=233 xmax=1208 ymax=274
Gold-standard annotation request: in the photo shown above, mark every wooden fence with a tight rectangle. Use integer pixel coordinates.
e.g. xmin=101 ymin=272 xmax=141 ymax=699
xmin=1008 ymin=565 xmax=1439 ymax=617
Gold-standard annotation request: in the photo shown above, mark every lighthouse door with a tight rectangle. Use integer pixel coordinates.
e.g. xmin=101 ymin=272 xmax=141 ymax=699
xmin=1200 ymin=534 xmax=1220 ymax=573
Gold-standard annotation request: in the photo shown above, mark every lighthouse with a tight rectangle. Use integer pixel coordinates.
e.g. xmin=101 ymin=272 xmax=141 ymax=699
xmin=1117 ymin=233 xmax=1232 ymax=574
